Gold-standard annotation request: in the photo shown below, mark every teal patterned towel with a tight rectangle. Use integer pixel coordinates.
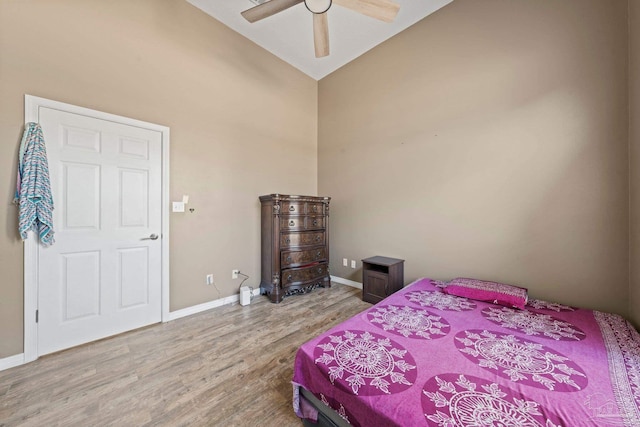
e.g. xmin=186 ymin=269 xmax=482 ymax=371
xmin=16 ymin=122 xmax=54 ymax=246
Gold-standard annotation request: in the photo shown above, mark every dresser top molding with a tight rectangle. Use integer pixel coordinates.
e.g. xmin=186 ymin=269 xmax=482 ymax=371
xmin=259 ymin=194 xmax=331 ymax=203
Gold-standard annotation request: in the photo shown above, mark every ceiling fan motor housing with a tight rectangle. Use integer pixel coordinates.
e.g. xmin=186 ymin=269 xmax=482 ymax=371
xmin=305 ymin=0 xmax=331 ymax=14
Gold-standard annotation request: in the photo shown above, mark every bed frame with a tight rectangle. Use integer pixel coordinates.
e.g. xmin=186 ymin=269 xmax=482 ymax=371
xmin=300 ymin=387 xmax=350 ymax=427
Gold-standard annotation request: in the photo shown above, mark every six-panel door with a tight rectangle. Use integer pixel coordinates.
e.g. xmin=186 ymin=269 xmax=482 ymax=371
xmin=37 ymin=107 xmax=162 ymax=356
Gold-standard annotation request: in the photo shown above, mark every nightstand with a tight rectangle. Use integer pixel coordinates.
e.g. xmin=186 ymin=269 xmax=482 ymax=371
xmin=361 ymin=256 xmax=405 ymax=304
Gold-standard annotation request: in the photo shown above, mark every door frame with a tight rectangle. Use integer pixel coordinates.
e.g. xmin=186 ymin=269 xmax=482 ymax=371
xmin=23 ymin=95 xmax=171 ymax=363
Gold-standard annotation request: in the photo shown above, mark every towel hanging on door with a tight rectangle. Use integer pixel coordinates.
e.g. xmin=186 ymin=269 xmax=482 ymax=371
xmin=15 ymin=122 xmax=55 ymax=246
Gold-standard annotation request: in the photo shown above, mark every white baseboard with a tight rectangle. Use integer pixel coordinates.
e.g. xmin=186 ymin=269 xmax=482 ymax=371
xmin=331 ymin=275 xmax=362 ymax=289
xmin=0 ymin=353 xmax=24 ymax=371
xmin=167 ymin=288 xmax=261 ymax=321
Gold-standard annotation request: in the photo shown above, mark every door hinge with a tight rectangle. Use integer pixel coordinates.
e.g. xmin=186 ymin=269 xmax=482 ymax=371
xmin=36 ymin=309 xmax=39 ymax=323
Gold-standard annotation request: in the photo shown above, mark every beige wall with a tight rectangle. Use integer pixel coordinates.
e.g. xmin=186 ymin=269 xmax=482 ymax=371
xmin=0 ymin=0 xmax=317 ymax=358
xmin=319 ymin=0 xmax=629 ymax=314
xmin=630 ymin=0 xmax=640 ymax=328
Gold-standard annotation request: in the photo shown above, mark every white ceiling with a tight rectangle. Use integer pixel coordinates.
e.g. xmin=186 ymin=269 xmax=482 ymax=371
xmin=187 ymin=0 xmax=453 ymax=80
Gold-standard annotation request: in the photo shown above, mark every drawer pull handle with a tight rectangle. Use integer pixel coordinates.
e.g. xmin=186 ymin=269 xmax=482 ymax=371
xmin=287 ymin=275 xmax=292 ymax=281
xmin=318 ymin=268 xmax=323 ymax=273
xmin=289 ymin=206 xmax=295 ymax=212
xmin=316 ymin=236 xmax=321 ymax=242
xmin=312 ymin=206 xmax=317 ymax=212
xmin=286 ymin=256 xmax=292 ymax=262
xmin=285 ymin=238 xmax=290 ymax=243
xmin=313 ymin=220 xmax=318 ymax=226
xmin=316 ymin=251 xmax=321 ymax=258
xmin=289 ymin=220 xmax=295 ymax=226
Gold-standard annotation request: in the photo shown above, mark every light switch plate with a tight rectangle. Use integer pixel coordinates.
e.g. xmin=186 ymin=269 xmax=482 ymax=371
xmin=172 ymin=201 xmax=185 ymax=212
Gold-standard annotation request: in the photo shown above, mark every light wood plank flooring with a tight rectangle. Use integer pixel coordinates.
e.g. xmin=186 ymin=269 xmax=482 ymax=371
xmin=0 ymin=283 xmax=370 ymax=426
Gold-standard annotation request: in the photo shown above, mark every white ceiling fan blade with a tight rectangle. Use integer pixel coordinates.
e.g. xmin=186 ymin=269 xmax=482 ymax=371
xmin=313 ymin=12 xmax=330 ymax=58
xmin=241 ymin=0 xmax=304 ymax=23
xmin=333 ymin=0 xmax=400 ymax=23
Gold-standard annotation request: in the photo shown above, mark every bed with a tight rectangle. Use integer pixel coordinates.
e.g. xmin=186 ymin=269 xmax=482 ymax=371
xmin=292 ymin=278 xmax=640 ymax=426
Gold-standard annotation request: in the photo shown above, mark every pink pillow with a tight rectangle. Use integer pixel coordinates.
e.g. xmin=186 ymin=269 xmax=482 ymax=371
xmin=443 ymin=277 xmax=528 ymax=309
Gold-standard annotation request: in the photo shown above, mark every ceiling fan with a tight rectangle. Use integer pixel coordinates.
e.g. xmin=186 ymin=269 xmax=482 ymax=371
xmin=241 ymin=0 xmax=401 ymax=58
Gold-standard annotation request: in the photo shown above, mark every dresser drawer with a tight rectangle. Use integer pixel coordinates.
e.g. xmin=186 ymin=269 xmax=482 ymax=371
xmin=282 ymin=263 xmax=328 ymax=287
xmin=281 ymin=217 xmax=303 ymax=231
xmin=282 ymin=202 xmax=304 ymax=214
xmin=281 ymin=201 xmax=325 ymax=215
xmin=280 ymin=216 xmax=325 ymax=231
xmin=281 ymin=247 xmax=327 ymax=268
xmin=281 ymin=231 xmax=325 ymax=248
xmin=306 ymin=203 xmax=324 ymax=215
xmin=305 ymin=216 xmax=325 ymax=229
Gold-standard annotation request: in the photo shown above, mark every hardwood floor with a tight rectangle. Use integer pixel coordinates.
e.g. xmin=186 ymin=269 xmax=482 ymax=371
xmin=0 ymin=283 xmax=370 ymax=427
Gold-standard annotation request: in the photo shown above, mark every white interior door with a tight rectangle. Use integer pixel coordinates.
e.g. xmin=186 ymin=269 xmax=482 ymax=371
xmin=36 ymin=107 xmax=163 ymax=356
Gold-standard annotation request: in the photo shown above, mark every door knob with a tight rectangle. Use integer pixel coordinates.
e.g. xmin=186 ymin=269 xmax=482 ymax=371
xmin=142 ymin=233 xmax=159 ymax=240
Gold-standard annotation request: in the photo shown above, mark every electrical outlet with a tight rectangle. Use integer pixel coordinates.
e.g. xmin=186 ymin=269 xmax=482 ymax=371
xmin=206 ymin=274 xmax=214 ymax=285
xmin=351 ymin=260 xmax=356 ymax=269
xmin=232 ymin=269 xmax=240 ymax=279
xmin=343 ymin=258 xmax=348 ymax=267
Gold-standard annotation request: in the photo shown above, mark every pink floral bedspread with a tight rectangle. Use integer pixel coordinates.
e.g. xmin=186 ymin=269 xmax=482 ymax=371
xmin=292 ymin=278 xmax=640 ymax=426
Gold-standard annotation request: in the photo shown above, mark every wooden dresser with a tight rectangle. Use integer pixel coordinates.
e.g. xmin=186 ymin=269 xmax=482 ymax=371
xmin=259 ymin=194 xmax=331 ymax=303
